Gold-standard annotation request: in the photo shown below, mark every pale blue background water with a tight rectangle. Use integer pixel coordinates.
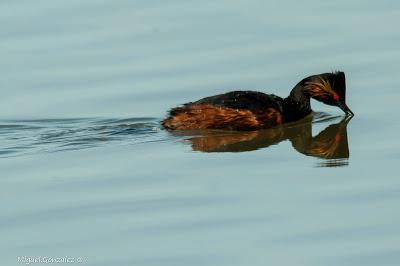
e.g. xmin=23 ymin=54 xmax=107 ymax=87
xmin=1 ymin=1 xmax=400 ymax=265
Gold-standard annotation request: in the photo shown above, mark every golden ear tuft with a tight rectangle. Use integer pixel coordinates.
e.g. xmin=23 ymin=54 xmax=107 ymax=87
xmin=304 ymin=77 xmax=336 ymax=98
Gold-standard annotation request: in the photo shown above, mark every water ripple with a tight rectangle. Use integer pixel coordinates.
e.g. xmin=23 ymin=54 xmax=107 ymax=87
xmin=0 ymin=118 xmax=164 ymax=158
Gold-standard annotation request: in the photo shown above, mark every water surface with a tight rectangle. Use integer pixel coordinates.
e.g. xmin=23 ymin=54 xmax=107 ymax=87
xmin=1 ymin=1 xmax=400 ymax=266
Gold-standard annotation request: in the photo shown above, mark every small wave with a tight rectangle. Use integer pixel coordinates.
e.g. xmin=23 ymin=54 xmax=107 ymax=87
xmin=0 ymin=118 xmax=165 ymax=158
xmin=312 ymin=112 xmax=342 ymax=123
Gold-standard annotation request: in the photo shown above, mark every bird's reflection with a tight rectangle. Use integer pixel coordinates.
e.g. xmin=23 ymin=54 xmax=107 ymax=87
xmin=170 ymin=115 xmax=352 ymax=167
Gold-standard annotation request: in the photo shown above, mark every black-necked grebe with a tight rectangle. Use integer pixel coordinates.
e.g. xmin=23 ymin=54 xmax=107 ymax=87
xmin=162 ymin=71 xmax=353 ymax=131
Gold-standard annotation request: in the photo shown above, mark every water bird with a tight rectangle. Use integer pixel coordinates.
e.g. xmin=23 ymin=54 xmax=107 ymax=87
xmin=162 ymin=71 xmax=353 ymax=130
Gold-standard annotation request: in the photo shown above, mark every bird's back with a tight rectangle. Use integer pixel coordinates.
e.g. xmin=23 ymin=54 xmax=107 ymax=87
xmin=162 ymin=90 xmax=285 ymax=130
xmin=195 ymin=90 xmax=283 ymax=111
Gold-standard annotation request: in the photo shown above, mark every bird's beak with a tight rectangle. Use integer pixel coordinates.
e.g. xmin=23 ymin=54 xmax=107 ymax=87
xmin=338 ymin=101 xmax=354 ymax=116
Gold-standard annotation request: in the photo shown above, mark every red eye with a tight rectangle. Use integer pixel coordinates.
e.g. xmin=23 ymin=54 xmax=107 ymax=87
xmin=333 ymin=94 xmax=340 ymax=101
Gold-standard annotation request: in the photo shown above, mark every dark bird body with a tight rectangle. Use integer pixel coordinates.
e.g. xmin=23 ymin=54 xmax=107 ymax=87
xmin=163 ymin=71 xmax=353 ymax=131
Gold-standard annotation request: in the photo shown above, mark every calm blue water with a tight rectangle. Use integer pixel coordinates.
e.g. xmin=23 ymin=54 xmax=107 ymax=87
xmin=1 ymin=1 xmax=400 ymax=265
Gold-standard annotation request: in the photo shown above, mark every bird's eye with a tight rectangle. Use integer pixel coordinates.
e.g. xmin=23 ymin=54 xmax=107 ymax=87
xmin=333 ymin=94 xmax=340 ymax=101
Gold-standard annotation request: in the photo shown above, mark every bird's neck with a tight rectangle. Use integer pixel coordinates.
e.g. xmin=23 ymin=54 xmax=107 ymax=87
xmin=283 ymin=84 xmax=312 ymax=122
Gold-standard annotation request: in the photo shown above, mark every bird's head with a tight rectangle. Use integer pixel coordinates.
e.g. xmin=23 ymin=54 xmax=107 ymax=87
xmin=302 ymin=71 xmax=353 ymax=116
